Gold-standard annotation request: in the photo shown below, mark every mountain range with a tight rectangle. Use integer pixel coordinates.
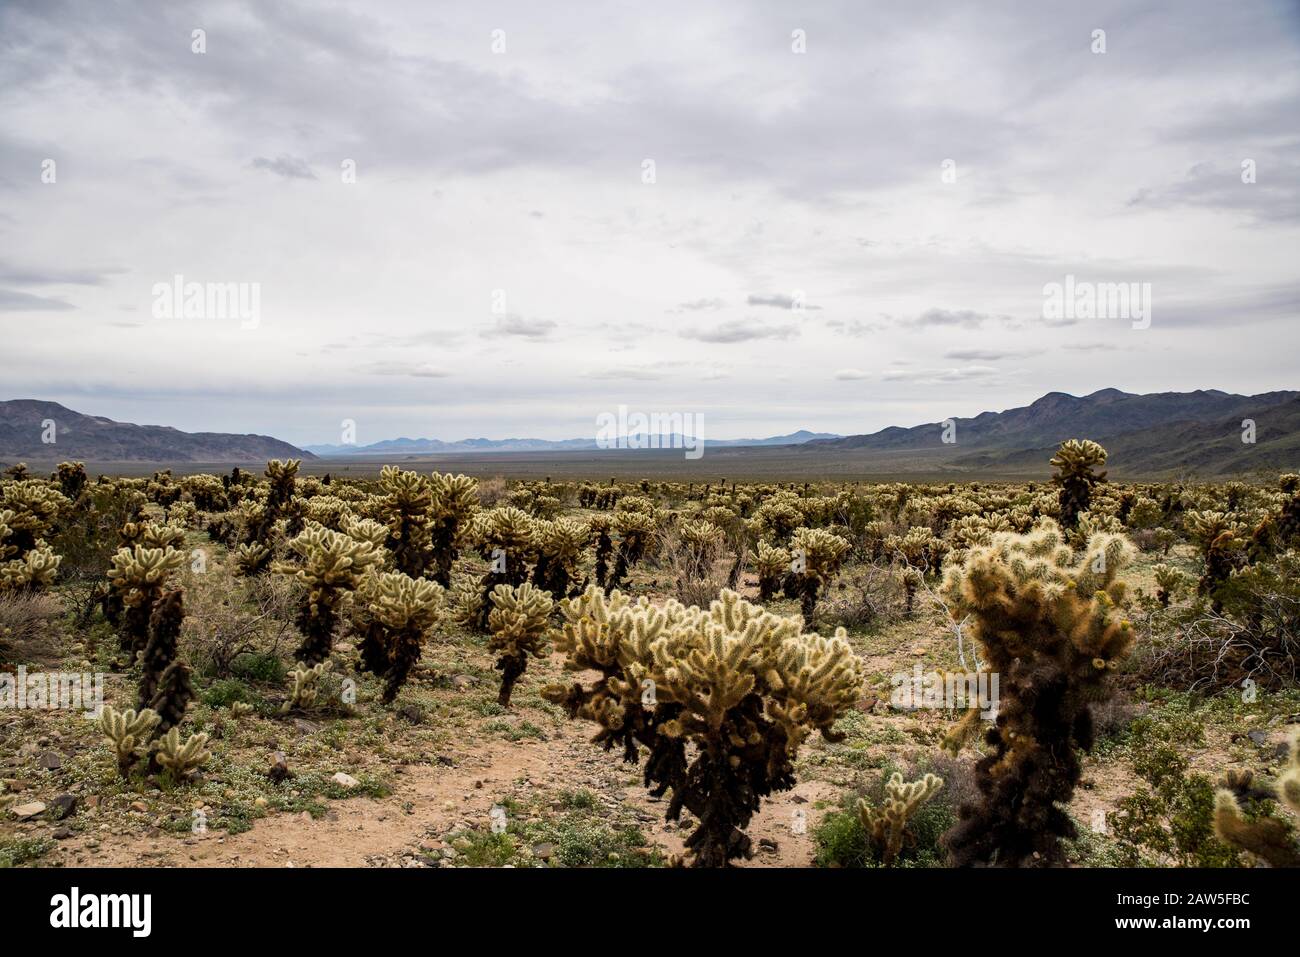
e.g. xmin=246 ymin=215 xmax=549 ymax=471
xmin=803 ymin=388 xmax=1300 ymax=475
xmin=1 ymin=389 xmax=1296 ymax=476
xmin=302 ymin=429 xmax=839 ymax=456
xmin=0 ymin=400 xmax=312 ymax=464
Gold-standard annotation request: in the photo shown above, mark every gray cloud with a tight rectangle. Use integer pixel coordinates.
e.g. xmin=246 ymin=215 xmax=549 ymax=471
xmin=680 ymin=319 xmax=799 ymax=344
xmin=250 ymin=155 xmax=317 ymax=180
xmin=486 ymin=315 xmax=559 ymax=339
xmin=0 ymin=288 xmax=74 ymax=311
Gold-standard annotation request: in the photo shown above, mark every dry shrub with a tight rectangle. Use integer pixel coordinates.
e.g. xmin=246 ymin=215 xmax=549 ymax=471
xmin=820 ymin=563 xmax=904 ymax=630
xmin=0 ymin=591 xmax=66 ymax=664
xmin=181 ymin=561 xmax=299 ymax=678
xmin=476 ymin=476 xmax=509 ymax=508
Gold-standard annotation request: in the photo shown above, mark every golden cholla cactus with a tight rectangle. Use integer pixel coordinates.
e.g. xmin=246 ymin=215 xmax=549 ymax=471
xmin=352 ymin=569 xmax=445 ymax=702
xmin=543 ymin=585 xmax=863 ymax=867
xmin=1050 ymin=438 xmax=1108 ymax=529
xmin=233 ymin=541 xmax=273 ymax=576
xmin=789 ymin=526 xmax=851 ymax=627
xmin=0 ymin=509 xmax=16 ymax=563
xmin=606 ymin=508 xmax=655 ymax=589
xmin=0 ymin=543 xmax=61 ymax=591
xmin=752 ymin=539 xmax=791 ymax=601
xmin=281 ymin=660 xmax=333 ymax=713
xmin=940 ymin=519 xmax=1135 ymax=867
xmin=858 ymin=771 xmax=945 ymax=866
xmin=276 ymin=526 xmax=382 ymax=663
xmin=487 ymin=582 xmax=554 ymax=706
xmin=344 ymin=517 xmax=390 ymax=550
xmin=428 ymin=472 xmax=479 ymax=586
xmin=305 ymin=494 xmax=351 ymax=530
xmin=120 ymin=520 xmax=187 ymax=550
xmin=458 ymin=506 xmax=538 ymax=631
xmin=1 ymin=481 xmax=69 ymax=554
xmin=1214 ymin=730 xmax=1300 ymax=867
xmin=378 ymin=466 xmax=434 ymax=578
xmin=1152 ymin=563 xmax=1188 ymax=607
xmin=531 ymin=516 xmax=591 ymax=598
xmin=98 ymin=705 xmax=161 ymax=777
xmin=107 ymin=545 xmax=187 ymax=656
xmin=153 ymin=727 xmax=211 ymax=779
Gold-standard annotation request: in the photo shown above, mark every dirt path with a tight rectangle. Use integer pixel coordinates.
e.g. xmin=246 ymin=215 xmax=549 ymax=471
xmin=57 ymin=719 xmax=832 ymax=868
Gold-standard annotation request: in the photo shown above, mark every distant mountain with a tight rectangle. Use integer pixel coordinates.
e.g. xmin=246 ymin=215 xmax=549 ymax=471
xmin=804 ymin=388 xmax=1300 ymax=476
xmin=304 ymin=429 xmax=840 ymax=456
xmin=0 ymin=400 xmax=313 ymax=464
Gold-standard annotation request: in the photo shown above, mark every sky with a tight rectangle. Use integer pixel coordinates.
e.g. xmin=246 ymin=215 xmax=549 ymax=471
xmin=1 ymin=0 xmax=1298 ymax=447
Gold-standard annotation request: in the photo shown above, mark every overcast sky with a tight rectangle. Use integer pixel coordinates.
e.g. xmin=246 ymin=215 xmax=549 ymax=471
xmin=1 ymin=0 xmax=1297 ymax=446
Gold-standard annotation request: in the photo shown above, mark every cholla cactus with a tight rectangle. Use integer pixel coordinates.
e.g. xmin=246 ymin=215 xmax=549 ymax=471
xmin=352 ymin=570 xmax=445 ymax=702
xmin=458 ymin=506 xmax=536 ymax=631
xmin=605 ymin=509 xmax=655 ymax=589
xmin=281 ymin=660 xmax=333 ymax=713
xmin=429 ymin=472 xmax=479 ymax=586
xmin=276 ymin=526 xmax=382 ymax=664
xmin=543 ymin=586 xmax=864 ymax=867
xmin=377 ymin=466 xmax=435 ymax=578
xmin=137 ymin=589 xmax=186 ymax=712
xmin=344 ymin=517 xmax=390 ymax=550
xmin=120 ymin=520 xmax=187 ymax=550
xmin=264 ymin=458 xmax=299 ymax=514
xmin=0 ymin=543 xmax=62 ymax=591
xmin=859 ymin=772 xmax=944 ymax=866
xmin=789 ymin=526 xmax=851 ymax=627
xmin=98 ymin=705 xmax=161 ymax=777
xmin=53 ymin=461 xmax=88 ymax=499
xmin=487 ymin=582 xmax=554 ymax=706
xmin=752 ymin=540 xmax=791 ymax=602
xmin=153 ymin=727 xmax=211 ymax=780
xmin=531 ymin=517 xmax=591 ymax=598
xmin=1214 ymin=731 xmax=1300 ymax=867
xmin=939 ymin=520 xmax=1135 ymax=867
xmin=1 ymin=481 xmax=69 ymax=553
xmin=107 ymin=545 xmax=187 ymax=655
xmin=1050 ymin=439 xmax=1108 ymax=529
xmin=588 ymin=515 xmax=615 ymax=587
xmin=233 ymin=542 xmax=273 ymax=576
xmin=1152 ymin=563 xmax=1188 ymax=607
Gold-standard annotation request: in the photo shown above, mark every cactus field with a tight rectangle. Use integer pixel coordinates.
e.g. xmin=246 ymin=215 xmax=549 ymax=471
xmin=2 ymin=449 xmax=1298 ymax=871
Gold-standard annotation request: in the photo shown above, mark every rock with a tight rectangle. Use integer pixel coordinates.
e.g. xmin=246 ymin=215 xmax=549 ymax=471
xmin=52 ymin=827 xmax=74 ymax=840
xmin=84 ymin=795 xmax=100 ymax=809
xmin=294 ymin=719 xmax=322 ymax=735
xmin=759 ymin=838 xmax=779 ymax=851
xmin=11 ymin=801 xmax=46 ymax=820
xmin=1249 ymin=730 xmax=1270 ymax=747
xmin=38 ymin=750 xmax=63 ymax=771
xmin=130 ymin=801 xmax=148 ymax=813
xmin=417 ymin=855 xmax=440 ymax=867
xmin=531 ymin=842 xmax=555 ymax=860
xmin=268 ymin=752 xmax=291 ymax=783
xmin=451 ymin=674 xmax=475 ymax=691
xmin=49 ymin=794 xmax=78 ymax=821
xmin=331 ymin=772 xmax=359 ymax=789
xmin=396 ymin=704 xmax=425 ymax=724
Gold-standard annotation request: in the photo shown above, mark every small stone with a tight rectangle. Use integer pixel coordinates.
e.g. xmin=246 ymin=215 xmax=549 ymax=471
xmin=331 ymin=772 xmax=360 ymax=789
xmin=294 ymin=718 xmax=322 ymax=734
xmin=130 ymin=801 xmax=148 ymax=813
xmin=11 ymin=801 xmax=46 ymax=820
xmin=50 ymin=794 xmax=78 ymax=820
xmin=52 ymin=827 xmax=74 ymax=840
xmin=531 ymin=842 xmax=555 ymax=860
xmin=1248 ymin=730 xmax=1269 ymax=747
xmin=38 ymin=750 xmax=63 ymax=771
xmin=451 ymin=675 xmax=475 ymax=691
